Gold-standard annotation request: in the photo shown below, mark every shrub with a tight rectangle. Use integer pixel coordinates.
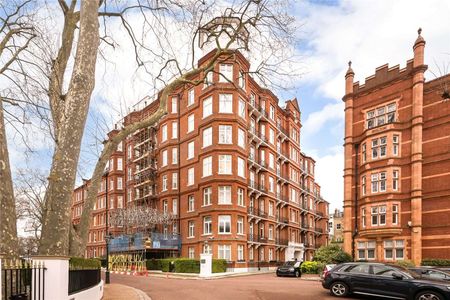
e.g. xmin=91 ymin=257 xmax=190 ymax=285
xmin=69 ymin=257 xmax=101 ymax=270
xmin=146 ymin=258 xmax=228 ymax=273
xmin=301 ymin=261 xmax=324 ymax=274
xmin=173 ymin=259 xmax=200 ymax=273
xmin=313 ymin=244 xmax=353 ymax=264
xmin=212 ymin=259 xmax=227 ymax=273
xmin=422 ymin=259 xmax=450 ymax=267
xmin=395 ymin=260 xmax=415 ymax=268
xmin=146 ymin=259 xmax=162 ymax=270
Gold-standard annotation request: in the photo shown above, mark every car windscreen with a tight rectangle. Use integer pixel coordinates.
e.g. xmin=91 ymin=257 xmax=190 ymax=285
xmin=283 ymin=261 xmax=296 ymax=267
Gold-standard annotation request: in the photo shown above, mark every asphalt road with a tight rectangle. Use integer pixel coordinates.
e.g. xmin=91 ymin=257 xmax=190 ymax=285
xmin=109 ymin=273 xmax=364 ymax=300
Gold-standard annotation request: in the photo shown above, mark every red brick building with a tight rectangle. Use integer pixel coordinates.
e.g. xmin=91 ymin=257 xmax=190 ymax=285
xmin=343 ymin=30 xmax=450 ymax=265
xmin=72 ymin=49 xmax=330 ymax=268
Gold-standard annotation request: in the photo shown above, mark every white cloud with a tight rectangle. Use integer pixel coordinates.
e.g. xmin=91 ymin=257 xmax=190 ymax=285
xmin=314 ymin=146 xmax=344 ymax=212
xmin=302 ymin=102 xmax=344 ymax=139
xmin=296 ymin=0 xmax=450 ymax=101
xmin=296 ymin=0 xmax=450 ymax=213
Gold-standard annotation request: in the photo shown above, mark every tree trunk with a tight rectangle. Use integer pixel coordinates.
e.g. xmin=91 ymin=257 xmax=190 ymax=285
xmin=39 ymin=0 xmax=100 ymax=256
xmin=0 ymin=98 xmax=19 ymax=258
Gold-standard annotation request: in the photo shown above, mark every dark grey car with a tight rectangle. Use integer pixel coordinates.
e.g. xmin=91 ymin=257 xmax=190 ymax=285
xmin=322 ymin=262 xmax=450 ymax=300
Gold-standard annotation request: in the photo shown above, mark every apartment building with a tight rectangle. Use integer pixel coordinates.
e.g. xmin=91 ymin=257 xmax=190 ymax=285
xmin=329 ymin=209 xmax=344 ymax=244
xmin=72 ymin=49 xmax=330 ymax=267
xmin=343 ymin=30 xmax=450 ymax=265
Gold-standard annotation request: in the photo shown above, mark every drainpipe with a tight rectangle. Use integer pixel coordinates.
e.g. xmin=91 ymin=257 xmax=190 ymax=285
xmin=352 ymin=143 xmax=360 ymax=260
xmin=177 ymin=93 xmax=181 ymax=258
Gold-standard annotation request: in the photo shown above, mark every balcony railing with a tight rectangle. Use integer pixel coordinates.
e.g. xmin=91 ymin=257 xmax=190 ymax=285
xmin=247 ymin=234 xmax=267 ymax=243
xmin=275 ymin=238 xmax=289 ymax=246
xmin=248 ymin=206 xmax=267 ymax=218
xmin=276 ymin=124 xmax=289 ymax=137
xmin=248 ymin=180 xmax=257 ymax=189
xmin=275 ymin=214 xmax=289 ymax=224
xmin=275 ymin=193 xmax=289 ymax=203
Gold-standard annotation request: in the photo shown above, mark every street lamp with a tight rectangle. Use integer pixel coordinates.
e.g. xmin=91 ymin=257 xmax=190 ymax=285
xmin=105 ymin=233 xmax=113 ymax=284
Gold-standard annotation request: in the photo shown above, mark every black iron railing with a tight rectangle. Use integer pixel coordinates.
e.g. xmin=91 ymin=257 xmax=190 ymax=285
xmin=1 ymin=260 xmax=45 ymax=300
xmin=68 ymin=269 xmax=101 ymax=295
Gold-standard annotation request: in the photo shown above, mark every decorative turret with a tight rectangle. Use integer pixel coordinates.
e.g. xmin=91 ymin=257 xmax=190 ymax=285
xmin=413 ymin=28 xmax=426 ymax=67
xmin=345 ymin=61 xmax=355 ymax=95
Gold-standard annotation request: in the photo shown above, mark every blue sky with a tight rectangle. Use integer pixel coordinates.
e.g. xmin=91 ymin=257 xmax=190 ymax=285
xmin=6 ymin=0 xmax=450 ymax=218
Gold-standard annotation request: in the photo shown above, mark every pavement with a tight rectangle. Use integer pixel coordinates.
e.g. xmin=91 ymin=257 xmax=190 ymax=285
xmin=103 ymin=283 xmax=151 ymax=300
xmin=106 ymin=272 xmax=357 ymax=300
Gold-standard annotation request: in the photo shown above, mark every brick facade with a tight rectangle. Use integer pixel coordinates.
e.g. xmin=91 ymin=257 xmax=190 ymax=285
xmin=343 ymin=31 xmax=450 ymax=265
xmin=72 ymin=49 xmax=330 ymax=267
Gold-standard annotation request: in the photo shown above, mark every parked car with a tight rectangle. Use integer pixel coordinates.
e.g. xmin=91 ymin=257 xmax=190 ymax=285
xmin=409 ymin=267 xmax=450 ymax=281
xmin=321 ymin=264 xmax=336 ymax=279
xmin=322 ymin=262 xmax=450 ymax=299
xmin=276 ymin=260 xmax=302 ymax=278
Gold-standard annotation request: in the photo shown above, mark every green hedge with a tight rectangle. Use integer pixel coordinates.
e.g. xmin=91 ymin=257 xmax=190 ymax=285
xmin=395 ymin=260 xmax=415 ymax=268
xmin=212 ymin=259 xmax=227 ymax=273
xmin=69 ymin=257 xmax=101 ymax=270
xmin=301 ymin=261 xmax=325 ymax=274
xmin=422 ymin=259 xmax=450 ymax=267
xmin=146 ymin=258 xmax=227 ymax=273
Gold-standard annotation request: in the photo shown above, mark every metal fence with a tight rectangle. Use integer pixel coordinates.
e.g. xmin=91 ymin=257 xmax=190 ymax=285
xmin=1 ymin=260 xmax=45 ymax=300
xmin=68 ymin=269 xmax=101 ymax=295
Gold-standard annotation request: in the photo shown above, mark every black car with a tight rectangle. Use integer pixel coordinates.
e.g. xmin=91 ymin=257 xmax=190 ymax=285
xmin=410 ymin=267 xmax=450 ymax=281
xmin=322 ymin=262 xmax=450 ymax=299
xmin=276 ymin=261 xmax=302 ymax=278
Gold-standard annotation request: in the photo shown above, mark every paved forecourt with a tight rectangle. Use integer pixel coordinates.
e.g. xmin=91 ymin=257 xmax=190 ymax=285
xmin=109 ymin=273 xmax=363 ymax=300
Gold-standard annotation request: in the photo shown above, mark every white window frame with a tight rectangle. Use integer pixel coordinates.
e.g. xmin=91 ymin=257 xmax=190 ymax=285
xmin=172 ymin=173 xmax=178 ymax=190
xmin=172 ymin=148 xmax=178 ymax=164
xmin=203 ymin=216 xmax=212 ymax=235
xmin=188 ymin=89 xmax=195 ymax=106
xmin=237 ymin=188 xmax=245 ymax=206
xmin=203 ymin=127 xmax=212 ymax=148
xmin=219 ymin=64 xmax=233 ymax=83
xmin=171 ymin=96 xmax=178 ymax=113
xmin=218 ymin=155 xmax=232 ymax=174
xmin=203 ymin=187 xmax=212 ymax=206
xmin=218 ymin=186 xmax=232 ymax=204
xmin=203 ymin=96 xmax=213 ymax=118
xmin=161 ymin=124 xmax=168 ymax=142
xmin=203 ymin=156 xmax=213 ymax=177
xmin=218 ymin=215 xmax=231 ymax=234
xmin=219 ymin=94 xmax=233 ymax=113
xmin=237 ymin=157 xmax=245 ymax=178
xmin=238 ymin=98 xmax=246 ymax=119
xmin=187 ymin=114 xmax=194 ymax=133
xmin=188 ymin=221 xmax=195 ymax=238
xmin=187 ymin=167 xmax=194 ymax=186
xmin=188 ymin=195 xmax=195 ymax=212
xmin=187 ymin=141 xmax=195 ymax=160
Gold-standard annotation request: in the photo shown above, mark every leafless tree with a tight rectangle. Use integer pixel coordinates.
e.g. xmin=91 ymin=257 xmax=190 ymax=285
xmin=1 ymin=0 xmax=299 ymax=258
xmin=0 ymin=0 xmax=37 ymax=258
xmin=429 ymin=57 xmax=450 ymax=101
xmin=15 ymin=169 xmax=47 ymax=240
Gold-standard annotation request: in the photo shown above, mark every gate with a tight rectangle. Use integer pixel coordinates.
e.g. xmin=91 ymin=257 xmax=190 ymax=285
xmin=1 ymin=260 xmax=45 ymax=300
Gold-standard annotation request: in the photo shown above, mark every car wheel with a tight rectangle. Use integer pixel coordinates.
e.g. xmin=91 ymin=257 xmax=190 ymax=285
xmin=276 ymin=272 xmax=280 ymax=277
xmin=415 ymin=291 xmax=444 ymax=300
xmin=330 ymin=282 xmax=349 ymax=297
xmin=295 ymin=270 xmax=300 ymax=278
